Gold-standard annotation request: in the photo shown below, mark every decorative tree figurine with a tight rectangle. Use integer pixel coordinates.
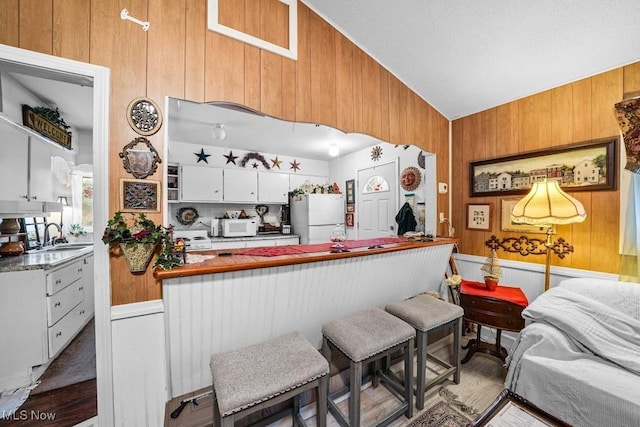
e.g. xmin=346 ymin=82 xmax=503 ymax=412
xmin=481 ymin=249 xmax=502 ymax=291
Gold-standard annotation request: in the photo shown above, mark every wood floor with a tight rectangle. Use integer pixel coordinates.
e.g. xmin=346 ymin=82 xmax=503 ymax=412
xmin=165 ymin=333 xmax=507 ymax=427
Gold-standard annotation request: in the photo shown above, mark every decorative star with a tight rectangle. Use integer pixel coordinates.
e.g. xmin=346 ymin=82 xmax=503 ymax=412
xmin=290 ymin=159 xmax=301 ymax=172
xmin=195 ymin=148 xmax=211 ymax=164
xmin=252 ymin=162 xmax=259 ymax=169
xmin=224 ymin=151 xmax=238 ymax=165
xmin=271 ymin=156 xmax=282 ymax=169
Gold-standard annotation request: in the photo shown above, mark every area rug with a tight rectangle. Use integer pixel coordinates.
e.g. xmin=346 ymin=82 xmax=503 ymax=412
xmin=408 ymin=387 xmax=480 ymax=427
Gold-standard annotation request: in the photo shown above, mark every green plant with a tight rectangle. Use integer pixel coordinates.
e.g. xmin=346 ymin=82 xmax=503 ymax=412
xmin=102 ymin=211 xmax=166 ymax=245
xmin=33 ymin=106 xmax=72 ymax=133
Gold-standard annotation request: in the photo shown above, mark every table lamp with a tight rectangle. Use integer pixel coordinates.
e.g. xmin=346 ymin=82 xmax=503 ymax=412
xmin=510 ymin=180 xmax=586 ymax=291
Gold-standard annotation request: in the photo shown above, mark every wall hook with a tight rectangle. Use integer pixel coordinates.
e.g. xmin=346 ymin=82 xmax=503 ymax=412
xmin=120 ymin=8 xmax=150 ymax=32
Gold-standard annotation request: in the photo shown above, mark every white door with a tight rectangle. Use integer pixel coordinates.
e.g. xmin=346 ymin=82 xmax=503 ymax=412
xmin=180 ymin=165 xmax=223 ymax=202
xmin=223 ymin=169 xmax=258 ymax=202
xmin=258 ymin=172 xmax=289 ymax=203
xmin=357 ymin=162 xmax=397 ymax=239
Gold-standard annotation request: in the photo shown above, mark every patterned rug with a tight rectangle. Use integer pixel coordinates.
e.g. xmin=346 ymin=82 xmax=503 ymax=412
xmin=408 ymin=387 xmax=480 ymax=427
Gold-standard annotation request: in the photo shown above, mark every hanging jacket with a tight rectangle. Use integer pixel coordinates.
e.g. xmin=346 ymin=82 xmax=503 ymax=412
xmin=395 ymin=202 xmax=417 ymax=235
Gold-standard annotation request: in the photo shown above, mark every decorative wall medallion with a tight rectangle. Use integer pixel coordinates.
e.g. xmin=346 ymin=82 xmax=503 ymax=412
xmin=119 ymin=137 xmax=162 ymax=179
xmin=418 ymin=151 xmax=426 ymax=169
xmin=400 ymin=166 xmax=421 ymax=191
xmin=371 ymin=145 xmax=383 ymax=161
xmin=119 ymin=178 xmax=160 ymax=212
xmin=176 ymin=207 xmax=199 ymax=226
xmin=127 ymin=97 xmax=163 ymax=136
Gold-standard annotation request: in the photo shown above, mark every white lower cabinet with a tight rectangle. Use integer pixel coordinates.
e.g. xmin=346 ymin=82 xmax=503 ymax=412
xmin=0 ymin=252 xmax=94 ymax=393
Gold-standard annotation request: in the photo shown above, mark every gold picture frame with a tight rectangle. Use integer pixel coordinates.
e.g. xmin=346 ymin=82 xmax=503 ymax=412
xmin=120 ymin=179 xmax=160 ymax=212
xmin=500 ymin=199 xmax=555 ymax=234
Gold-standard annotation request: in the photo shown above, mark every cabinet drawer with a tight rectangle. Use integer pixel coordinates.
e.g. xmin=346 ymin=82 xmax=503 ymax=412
xmin=461 ymin=294 xmax=523 ymax=316
xmin=46 ymin=259 xmax=84 ymax=295
xmin=464 ymin=309 xmax=525 ymax=331
xmin=46 ymin=280 xmax=84 ymax=326
xmin=48 ymin=302 xmax=87 ymax=357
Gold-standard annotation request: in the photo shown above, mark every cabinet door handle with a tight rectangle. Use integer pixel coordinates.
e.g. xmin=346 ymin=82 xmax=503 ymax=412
xmin=56 ymin=332 xmax=62 ymax=337
xmin=31 ymin=196 xmax=37 ymax=200
xmin=56 ymin=279 xmax=62 ymax=285
xmin=21 ymin=195 xmax=29 ymax=200
xmin=54 ymin=301 xmax=61 ymax=307
xmin=78 ymin=268 xmax=83 ymax=273
xmin=78 ymin=286 xmax=84 ymax=291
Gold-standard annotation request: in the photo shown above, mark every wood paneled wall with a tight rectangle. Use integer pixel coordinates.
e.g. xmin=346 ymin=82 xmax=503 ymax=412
xmin=452 ymin=62 xmax=640 ymax=275
xmin=0 ymin=0 xmax=449 ymax=305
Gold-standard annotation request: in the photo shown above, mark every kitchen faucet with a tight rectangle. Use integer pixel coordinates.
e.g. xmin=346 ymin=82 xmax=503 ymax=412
xmin=43 ymin=222 xmax=65 ymax=247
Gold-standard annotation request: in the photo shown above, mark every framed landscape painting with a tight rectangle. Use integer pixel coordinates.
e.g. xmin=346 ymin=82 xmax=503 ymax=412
xmin=469 ymin=137 xmax=618 ymax=197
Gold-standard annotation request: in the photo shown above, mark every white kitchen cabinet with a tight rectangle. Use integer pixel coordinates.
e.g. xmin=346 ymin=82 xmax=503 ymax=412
xmin=223 ymin=169 xmax=258 ymax=202
xmin=0 ymin=115 xmax=59 ymax=203
xmin=274 ymin=236 xmax=299 ymax=246
xmin=258 ymin=172 xmax=289 ymax=203
xmin=0 ymin=251 xmax=94 ymax=393
xmin=207 ymin=236 xmax=300 ymax=250
xmin=180 ymin=165 xmax=223 ymax=202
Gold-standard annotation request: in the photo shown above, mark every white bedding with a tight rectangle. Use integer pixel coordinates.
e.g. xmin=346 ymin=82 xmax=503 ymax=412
xmin=505 ymin=279 xmax=640 ymax=427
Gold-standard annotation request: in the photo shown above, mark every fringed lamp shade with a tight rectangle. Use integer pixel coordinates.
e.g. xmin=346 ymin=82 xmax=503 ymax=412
xmin=511 ymin=180 xmax=586 ymax=226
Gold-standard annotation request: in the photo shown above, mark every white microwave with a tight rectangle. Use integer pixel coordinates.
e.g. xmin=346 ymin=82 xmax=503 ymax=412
xmin=220 ymin=218 xmax=258 ymax=237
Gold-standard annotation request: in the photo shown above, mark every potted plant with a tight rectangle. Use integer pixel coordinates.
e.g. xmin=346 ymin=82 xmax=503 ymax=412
xmin=102 ymin=211 xmax=178 ymax=273
xmin=480 ymin=249 xmax=502 ymax=291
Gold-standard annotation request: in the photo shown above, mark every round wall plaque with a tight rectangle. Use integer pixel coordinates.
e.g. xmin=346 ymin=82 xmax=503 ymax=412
xmin=400 ymin=166 xmax=421 ymax=191
xmin=127 ymin=97 xmax=163 ymax=136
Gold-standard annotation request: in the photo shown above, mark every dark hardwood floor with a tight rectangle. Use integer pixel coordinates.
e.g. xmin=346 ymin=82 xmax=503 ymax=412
xmin=0 ymin=379 xmax=96 ymax=427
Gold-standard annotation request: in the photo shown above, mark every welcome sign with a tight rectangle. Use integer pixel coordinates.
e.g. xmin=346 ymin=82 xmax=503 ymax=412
xmin=22 ymin=105 xmax=72 ymax=149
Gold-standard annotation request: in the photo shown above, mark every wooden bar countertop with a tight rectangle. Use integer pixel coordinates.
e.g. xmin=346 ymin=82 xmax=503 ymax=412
xmin=154 ymin=236 xmax=459 ymax=280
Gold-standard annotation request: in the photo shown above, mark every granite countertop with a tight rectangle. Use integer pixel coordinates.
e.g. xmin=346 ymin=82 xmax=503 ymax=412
xmin=0 ymin=245 xmax=93 ymax=272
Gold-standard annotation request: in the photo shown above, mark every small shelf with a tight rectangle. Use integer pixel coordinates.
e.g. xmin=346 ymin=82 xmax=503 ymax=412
xmin=167 ymin=164 xmax=180 ymax=202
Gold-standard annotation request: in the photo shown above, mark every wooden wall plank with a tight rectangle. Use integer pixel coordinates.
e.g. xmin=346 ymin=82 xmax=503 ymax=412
xmin=335 ymin=32 xmax=353 ymax=133
xmin=518 ymin=90 xmax=551 ymax=151
xmin=550 ymin=84 xmax=573 ymax=147
xmin=379 ymin=68 xmax=390 ymax=143
xmin=309 ymin=11 xmax=335 ymax=127
xmin=243 ymin=0 xmax=261 ymax=110
xmin=388 ymin=74 xmax=402 ymax=145
xmin=52 ymin=0 xmax=89 ymax=61
xmin=185 ymin=0 xmax=206 ymax=102
xmin=260 ymin=51 xmax=283 ymax=118
xmin=351 ymin=45 xmax=364 ymax=133
xmin=19 ymin=0 xmax=53 ymax=54
xmin=295 ymin=2 xmax=311 ymax=123
xmin=623 ymin=62 xmax=640 ymax=97
xmin=361 ymin=54 xmax=381 ymax=137
xmin=0 ymin=0 xmax=19 ymax=47
xmin=571 ymin=78 xmax=592 ymax=142
xmin=281 ymin=57 xmax=296 ymax=121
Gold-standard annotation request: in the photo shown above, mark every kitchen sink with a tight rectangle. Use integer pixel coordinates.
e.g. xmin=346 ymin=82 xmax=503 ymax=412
xmin=40 ymin=242 xmax=94 ymax=252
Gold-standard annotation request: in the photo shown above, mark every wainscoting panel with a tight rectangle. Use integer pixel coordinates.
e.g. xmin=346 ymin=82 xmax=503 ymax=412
xmin=111 ymin=300 xmax=167 ymax=427
xmin=164 ymin=244 xmax=454 ymax=397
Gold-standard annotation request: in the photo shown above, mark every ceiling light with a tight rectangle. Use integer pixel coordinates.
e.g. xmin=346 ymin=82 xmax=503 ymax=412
xmin=212 ymin=123 xmax=226 ymax=141
xmin=328 ymin=144 xmax=340 ymax=157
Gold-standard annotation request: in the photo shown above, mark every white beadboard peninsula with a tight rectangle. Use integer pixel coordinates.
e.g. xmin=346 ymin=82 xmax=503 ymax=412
xmin=155 ymin=237 xmax=458 ymax=397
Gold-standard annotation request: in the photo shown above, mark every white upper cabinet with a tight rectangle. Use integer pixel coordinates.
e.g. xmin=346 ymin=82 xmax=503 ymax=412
xmin=0 ymin=117 xmax=55 ymax=203
xmin=258 ymin=172 xmax=289 ymax=203
xmin=223 ymin=169 xmax=257 ymax=202
xmin=180 ymin=165 xmax=223 ymax=202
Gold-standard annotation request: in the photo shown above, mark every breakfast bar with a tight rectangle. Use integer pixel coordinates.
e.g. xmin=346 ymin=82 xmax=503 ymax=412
xmin=156 ymin=237 xmax=458 ymax=397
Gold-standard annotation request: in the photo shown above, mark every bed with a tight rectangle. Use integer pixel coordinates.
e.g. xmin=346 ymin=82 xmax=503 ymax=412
xmin=504 ymin=278 xmax=640 ymax=427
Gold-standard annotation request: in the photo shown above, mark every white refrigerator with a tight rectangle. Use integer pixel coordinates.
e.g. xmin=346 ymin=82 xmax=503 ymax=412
xmin=290 ymin=193 xmax=345 ymax=244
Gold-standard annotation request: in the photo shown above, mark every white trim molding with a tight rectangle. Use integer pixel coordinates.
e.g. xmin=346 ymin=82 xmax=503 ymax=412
xmin=207 ymin=0 xmax=298 ymax=60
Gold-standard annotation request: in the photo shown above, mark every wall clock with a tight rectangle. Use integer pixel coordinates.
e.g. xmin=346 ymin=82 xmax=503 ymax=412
xmin=127 ymin=97 xmax=163 ymax=136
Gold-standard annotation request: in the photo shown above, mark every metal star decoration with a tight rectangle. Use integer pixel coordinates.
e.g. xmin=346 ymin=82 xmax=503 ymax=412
xmin=195 ymin=148 xmax=211 ymax=163
xmin=224 ymin=151 xmax=238 ymax=165
xmin=271 ymin=156 xmax=282 ymax=169
xmin=290 ymin=159 xmax=301 ymax=172
xmin=252 ymin=162 xmax=259 ymax=168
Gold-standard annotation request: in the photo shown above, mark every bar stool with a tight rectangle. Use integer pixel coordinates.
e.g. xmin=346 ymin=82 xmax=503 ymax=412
xmin=321 ymin=307 xmax=415 ymax=426
xmin=210 ymin=331 xmax=329 ymax=427
xmin=385 ymin=294 xmax=463 ymax=410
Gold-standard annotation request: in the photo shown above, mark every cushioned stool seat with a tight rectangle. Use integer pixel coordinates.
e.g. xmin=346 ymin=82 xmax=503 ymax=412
xmin=385 ymin=294 xmax=464 ymax=410
xmin=322 ymin=308 xmax=415 ymax=426
xmin=210 ymin=331 xmax=329 ymax=427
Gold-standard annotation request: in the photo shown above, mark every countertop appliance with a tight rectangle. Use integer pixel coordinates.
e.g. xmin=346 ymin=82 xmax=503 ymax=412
xmin=173 ymin=229 xmax=212 ymax=251
xmin=220 ymin=218 xmax=257 ymax=238
xmin=290 ymin=193 xmax=345 ymax=244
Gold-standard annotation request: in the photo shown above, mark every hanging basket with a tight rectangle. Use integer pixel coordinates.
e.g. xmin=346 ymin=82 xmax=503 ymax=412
xmin=119 ymin=241 xmax=158 ymax=273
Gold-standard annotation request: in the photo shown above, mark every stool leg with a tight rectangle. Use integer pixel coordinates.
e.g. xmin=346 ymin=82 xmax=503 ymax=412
xmin=293 ymin=394 xmax=301 ymax=427
xmin=404 ymin=337 xmax=414 ymax=418
xmin=416 ymin=330 xmax=426 ymax=410
xmin=454 ymin=318 xmax=461 ymax=384
xmin=213 ymin=389 xmax=221 ymax=427
xmin=349 ymin=360 xmax=362 ymax=427
xmin=317 ymin=375 xmax=328 ymax=427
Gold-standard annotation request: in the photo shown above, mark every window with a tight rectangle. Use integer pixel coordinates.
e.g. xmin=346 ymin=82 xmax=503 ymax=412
xmin=363 ymin=176 xmax=389 ymax=193
xmin=20 ymin=217 xmax=48 ymax=250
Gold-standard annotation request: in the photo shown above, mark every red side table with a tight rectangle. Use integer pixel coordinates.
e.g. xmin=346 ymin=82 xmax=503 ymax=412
xmin=459 ymin=280 xmax=529 ymax=363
